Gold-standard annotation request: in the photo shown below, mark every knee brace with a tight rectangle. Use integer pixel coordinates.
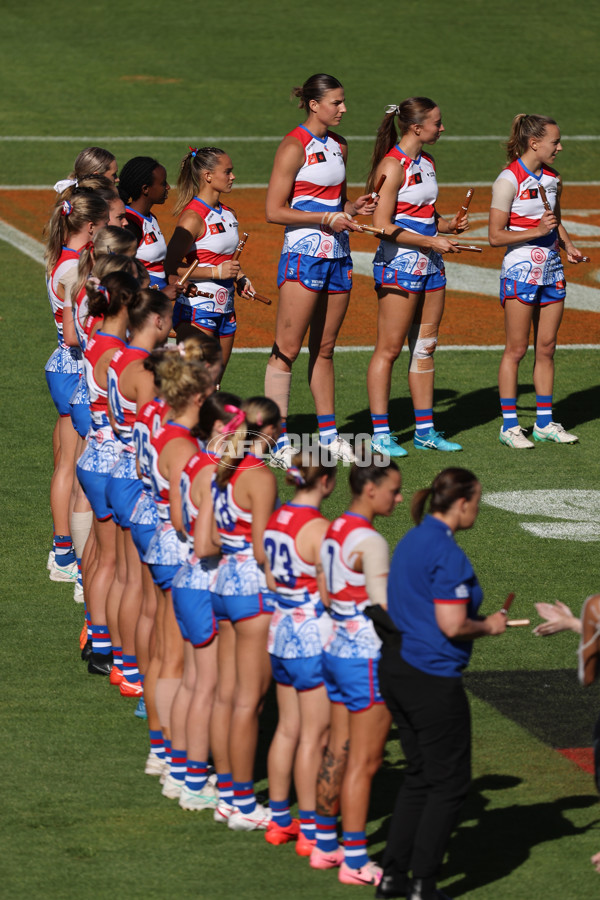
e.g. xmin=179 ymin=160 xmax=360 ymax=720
xmin=408 ymin=323 xmax=438 ymax=374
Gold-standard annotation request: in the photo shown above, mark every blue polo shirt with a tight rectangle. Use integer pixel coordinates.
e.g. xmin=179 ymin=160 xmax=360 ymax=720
xmin=387 ymin=515 xmax=483 ymax=677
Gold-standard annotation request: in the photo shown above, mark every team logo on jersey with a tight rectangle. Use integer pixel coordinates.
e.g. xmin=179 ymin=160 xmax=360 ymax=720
xmin=143 ymin=233 xmax=158 ymax=244
xmin=307 ymin=151 xmax=326 ymax=165
xmin=519 ymin=188 xmax=539 ymax=201
xmin=209 ymin=223 xmax=226 ymax=235
xmin=407 ymin=173 xmax=423 ymax=186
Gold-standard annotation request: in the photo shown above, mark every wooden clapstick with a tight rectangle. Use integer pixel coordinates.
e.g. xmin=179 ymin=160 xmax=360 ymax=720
xmin=248 ymin=290 xmax=272 ymax=306
xmin=175 ymin=259 xmax=199 ymax=288
xmin=174 ymin=260 xmax=213 ymax=299
xmin=580 ymin=257 xmax=591 ymax=263
xmin=501 ymin=592 xmax=516 ymax=615
xmin=370 ymin=174 xmax=387 ymax=199
xmin=538 ymin=184 xmax=552 ymax=212
xmin=360 ymin=224 xmax=386 ymax=237
xmin=507 ymin=619 xmax=531 ymax=627
xmin=453 ymin=243 xmax=482 ymax=253
xmin=456 ymin=188 xmax=474 ymax=222
xmin=232 ymin=232 xmax=249 ymax=261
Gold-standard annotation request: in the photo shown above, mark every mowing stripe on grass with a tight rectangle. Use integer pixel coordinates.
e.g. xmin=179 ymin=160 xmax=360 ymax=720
xmin=1 ymin=134 xmax=599 ymax=142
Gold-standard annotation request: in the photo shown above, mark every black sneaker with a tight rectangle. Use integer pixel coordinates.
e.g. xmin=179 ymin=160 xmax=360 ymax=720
xmin=88 ymin=651 xmax=113 ymax=676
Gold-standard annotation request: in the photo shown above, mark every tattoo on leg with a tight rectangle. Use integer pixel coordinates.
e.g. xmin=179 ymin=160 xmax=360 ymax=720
xmin=315 ymin=741 xmax=349 ymax=816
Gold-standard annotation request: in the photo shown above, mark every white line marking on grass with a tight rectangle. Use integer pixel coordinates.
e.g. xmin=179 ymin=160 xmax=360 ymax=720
xmin=1 ymin=222 xmax=599 ymax=342
xmin=352 ymin=252 xmax=600 ymax=313
xmin=483 ymin=491 xmax=600 ymax=542
xmin=3 ymin=183 xmax=600 ymax=191
xmin=0 ymin=219 xmax=45 ymax=264
xmin=229 ymin=344 xmax=600 ymax=354
xmin=1 ymin=135 xmax=599 ymax=143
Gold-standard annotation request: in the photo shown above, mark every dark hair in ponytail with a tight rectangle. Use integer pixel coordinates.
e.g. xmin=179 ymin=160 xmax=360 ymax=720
xmin=127 ymin=288 xmax=171 ymax=332
xmin=291 ymin=73 xmax=343 ymax=110
xmin=411 ymin=467 xmax=479 ymax=525
xmin=194 ymin=391 xmax=242 ymax=441
xmin=85 ymin=270 xmax=139 ymax=318
xmin=349 ymin=459 xmax=399 ymax=497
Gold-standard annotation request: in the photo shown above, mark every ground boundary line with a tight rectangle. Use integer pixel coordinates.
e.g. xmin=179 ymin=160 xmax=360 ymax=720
xmin=229 ymin=344 xmax=600 ymax=354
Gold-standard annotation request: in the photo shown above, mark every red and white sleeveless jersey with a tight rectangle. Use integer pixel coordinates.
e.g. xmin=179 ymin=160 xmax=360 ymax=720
xmin=211 ymin=454 xmax=266 ymax=555
xmin=180 ymin=448 xmax=219 ymax=542
xmin=84 ymin=331 xmax=125 ymax=428
xmin=282 ymin=125 xmax=350 ymax=260
xmin=264 ymin=502 xmax=325 ymax=604
xmin=496 ymin=159 xmax=562 ymax=285
xmin=133 ymin=398 xmax=168 ymax=488
xmin=46 ymin=247 xmax=80 ymax=345
xmin=148 ymin=421 xmax=199 ymax=520
xmin=321 ymin=512 xmax=374 ymax=616
xmin=125 ymin=207 xmax=167 ymax=282
xmin=177 ymin=197 xmax=238 ymax=316
xmin=373 ymin=145 xmax=442 ymax=275
xmin=107 ymin=345 xmax=150 ymax=446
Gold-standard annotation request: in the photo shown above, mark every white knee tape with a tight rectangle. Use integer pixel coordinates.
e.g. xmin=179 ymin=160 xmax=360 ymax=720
xmin=408 ymin=324 xmax=438 ymax=374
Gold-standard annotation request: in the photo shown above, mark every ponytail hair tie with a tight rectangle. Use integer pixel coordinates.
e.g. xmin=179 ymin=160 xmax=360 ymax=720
xmin=54 ymin=177 xmax=78 ymax=194
xmin=287 ymin=466 xmax=305 ymax=487
xmin=177 ymin=341 xmax=187 ymax=358
xmin=82 ymin=241 xmax=94 ymax=254
xmin=96 ymin=284 xmax=111 ymax=307
xmin=189 ymin=146 xmax=198 ymax=158
xmin=88 ymin=276 xmax=101 ymax=288
xmin=384 ymin=104 xmax=400 ymax=115
xmin=223 ymin=404 xmax=246 ymax=435
xmin=61 ymin=199 xmax=72 ymax=216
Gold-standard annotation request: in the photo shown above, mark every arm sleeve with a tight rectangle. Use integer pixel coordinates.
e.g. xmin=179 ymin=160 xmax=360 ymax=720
xmin=351 ymin=531 xmax=390 ymax=608
xmin=62 ymin=265 xmax=79 ymax=308
xmin=491 ymin=175 xmax=516 ymax=213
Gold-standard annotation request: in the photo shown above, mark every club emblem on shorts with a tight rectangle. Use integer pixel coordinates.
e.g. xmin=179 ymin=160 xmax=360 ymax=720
xmin=215 ymin=287 xmax=228 ymax=306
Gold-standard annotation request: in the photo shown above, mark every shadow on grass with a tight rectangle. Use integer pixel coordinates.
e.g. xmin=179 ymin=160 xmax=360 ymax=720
xmin=340 ymin=385 xmax=501 ymax=446
xmin=368 ymin=768 xmax=598 ymax=896
xmin=443 ymin=775 xmax=598 ymax=895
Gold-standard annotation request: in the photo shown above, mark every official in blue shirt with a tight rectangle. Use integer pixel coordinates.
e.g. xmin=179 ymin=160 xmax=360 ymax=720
xmin=376 ymin=468 xmax=507 ymax=900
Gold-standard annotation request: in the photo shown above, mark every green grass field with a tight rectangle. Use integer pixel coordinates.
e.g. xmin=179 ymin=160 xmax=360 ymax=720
xmin=2 ymin=2 xmax=600 ymax=897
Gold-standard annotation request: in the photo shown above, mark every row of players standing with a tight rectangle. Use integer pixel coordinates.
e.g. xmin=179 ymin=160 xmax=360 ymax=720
xmin=263 ymin=73 xmax=584 ymax=464
xmin=41 ymin=189 xmax=473 ymax=899
xmin=39 ymin=77 xmax=587 ymax=900
xmin=43 ymin=217 xmax=509 ymax=897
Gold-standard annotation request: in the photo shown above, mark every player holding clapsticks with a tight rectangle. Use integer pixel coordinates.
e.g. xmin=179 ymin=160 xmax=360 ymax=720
xmin=165 ymin=147 xmax=256 ymax=380
xmin=365 ymin=98 xmax=467 ymax=459
xmin=489 ymin=114 xmax=584 ymax=449
xmin=264 ymin=73 xmax=377 ymax=469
